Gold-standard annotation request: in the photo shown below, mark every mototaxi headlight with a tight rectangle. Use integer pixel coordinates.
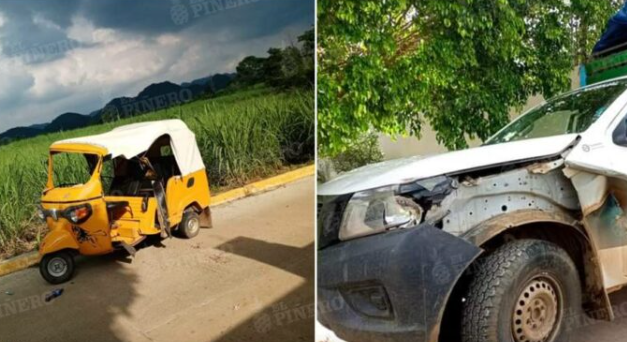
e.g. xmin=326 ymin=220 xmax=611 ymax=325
xmin=339 ymin=186 xmax=422 ymax=240
xmin=68 ymin=209 xmax=79 ymax=223
xmin=63 ymin=204 xmax=92 ymax=224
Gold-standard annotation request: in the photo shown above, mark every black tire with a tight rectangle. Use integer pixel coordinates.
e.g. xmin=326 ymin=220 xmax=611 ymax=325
xmin=461 ymin=239 xmax=582 ymax=342
xmin=177 ymin=210 xmax=200 ymax=239
xmin=40 ymin=250 xmax=75 ymax=284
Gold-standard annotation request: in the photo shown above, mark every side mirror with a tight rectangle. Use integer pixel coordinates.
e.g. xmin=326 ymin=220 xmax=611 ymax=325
xmin=613 ymin=118 xmax=627 ymax=147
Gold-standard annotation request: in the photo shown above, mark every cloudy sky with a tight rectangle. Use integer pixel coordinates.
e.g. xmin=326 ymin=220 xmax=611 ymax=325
xmin=0 ymin=0 xmax=313 ymax=132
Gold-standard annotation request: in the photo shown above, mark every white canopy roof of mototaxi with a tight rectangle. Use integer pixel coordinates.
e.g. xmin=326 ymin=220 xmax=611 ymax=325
xmin=51 ymin=119 xmax=205 ymax=176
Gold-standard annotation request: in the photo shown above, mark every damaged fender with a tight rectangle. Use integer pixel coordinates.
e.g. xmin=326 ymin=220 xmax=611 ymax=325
xmin=317 ymin=225 xmax=482 ymax=342
xmin=39 ymin=228 xmax=79 ymax=256
xmin=461 ymin=208 xmax=613 ymax=321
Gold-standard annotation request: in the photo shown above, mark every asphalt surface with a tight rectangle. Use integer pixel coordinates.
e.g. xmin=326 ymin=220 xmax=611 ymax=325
xmin=317 ymin=287 xmax=627 ymax=342
xmin=0 ymin=177 xmax=314 ymax=342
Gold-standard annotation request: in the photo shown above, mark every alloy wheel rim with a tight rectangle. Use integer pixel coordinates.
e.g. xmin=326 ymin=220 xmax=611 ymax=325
xmin=512 ymin=276 xmax=562 ymax=342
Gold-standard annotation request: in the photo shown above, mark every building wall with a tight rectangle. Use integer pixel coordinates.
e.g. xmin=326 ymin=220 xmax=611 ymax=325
xmin=378 ymin=69 xmax=581 ymax=160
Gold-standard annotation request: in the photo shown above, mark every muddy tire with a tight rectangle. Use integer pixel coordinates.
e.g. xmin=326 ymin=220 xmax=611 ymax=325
xmin=40 ymin=250 xmax=75 ymax=284
xmin=177 ymin=210 xmax=200 ymax=239
xmin=461 ymin=239 xmax=581 ymax=342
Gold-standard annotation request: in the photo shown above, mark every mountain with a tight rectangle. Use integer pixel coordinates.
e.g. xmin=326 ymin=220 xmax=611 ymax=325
xmin=207 ymin=73 xmax=234 ymax=92
xmin=28 ymin=123 xmax=49 ymax=130
xmin=182 ymin=73 xmax=235 ymax=92
xmin=181 ymin=77 xmax=210 ymax=88
xmin=137 ymin=81 xmax=184 ymax=98
xmin=0 ymin=113 xmax=95 ymax=144
xmin=98 ymin=81 xmax=203 ymax=121
xmin=0 ymin=73 xmax=236 ymax=144
xmin=0 ymin=126 xmax=43 ymax=144
xmin=45 ymin=113 xmax=94 ymax=132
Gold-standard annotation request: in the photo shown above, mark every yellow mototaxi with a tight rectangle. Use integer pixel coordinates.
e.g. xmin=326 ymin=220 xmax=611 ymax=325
xmin=37 ymin=120 xmax=212 ymax=284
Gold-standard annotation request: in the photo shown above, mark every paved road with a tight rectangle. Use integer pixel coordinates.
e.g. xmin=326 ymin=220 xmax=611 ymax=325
xmin=0 ymin=177 xmax=314 ymax=342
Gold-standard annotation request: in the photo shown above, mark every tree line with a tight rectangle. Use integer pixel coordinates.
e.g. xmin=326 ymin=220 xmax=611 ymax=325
xmin=233 ymin=28 xmax=314 ymax=89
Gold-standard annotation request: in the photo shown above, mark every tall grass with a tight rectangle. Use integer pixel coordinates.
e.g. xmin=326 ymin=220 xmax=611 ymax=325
xmin=0 ymin=88 xmax=314 ymax=255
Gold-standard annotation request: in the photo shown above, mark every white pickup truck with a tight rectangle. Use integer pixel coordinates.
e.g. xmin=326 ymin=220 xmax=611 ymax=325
xmin=317 ymin=78 xmax=627 ymax=342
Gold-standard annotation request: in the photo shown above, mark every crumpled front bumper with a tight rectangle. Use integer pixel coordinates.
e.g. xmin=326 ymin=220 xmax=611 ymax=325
xmin=317 ymin=224 xmax=482 ymax=342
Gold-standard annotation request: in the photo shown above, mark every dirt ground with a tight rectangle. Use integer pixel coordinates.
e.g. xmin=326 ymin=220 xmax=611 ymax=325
xmin=571 ymin=288 xmax=627 ymax=342
xmin=316 ymin=288 xmax=627 ymax=342
xmin=0 ymin=177 xmax=314 ymax=342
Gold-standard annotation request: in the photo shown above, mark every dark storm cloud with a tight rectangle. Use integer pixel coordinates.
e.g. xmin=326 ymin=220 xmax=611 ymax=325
xmin=0 ymin=0 xmax=312 ymax=64
xmin=0 ymin=0 xmax=313 ymax=132
xmin=0 ymin=0 xmax=80 ymax=29
xmin=78 ymin=0 xmax=312 ymax=39
xmin=0 ymin=0 xmax=82 ymax=64
xmin=0 ymin=0 xmax=312 ymax=55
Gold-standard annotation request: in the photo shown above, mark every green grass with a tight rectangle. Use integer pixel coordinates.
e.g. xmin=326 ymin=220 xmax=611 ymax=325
xmin=0 ymin=88 xmax=314 ymax=256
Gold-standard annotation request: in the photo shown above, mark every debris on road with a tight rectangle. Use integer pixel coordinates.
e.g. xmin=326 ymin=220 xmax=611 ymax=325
xmin=45 ymin=288 xmax=64 ymax=302
xmin=4 ymin=290 xmax=13 ymax=296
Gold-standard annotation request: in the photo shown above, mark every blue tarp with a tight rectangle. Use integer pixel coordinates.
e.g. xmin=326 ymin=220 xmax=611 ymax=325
xmin=593 ymin=1 xmax=627 ymax=54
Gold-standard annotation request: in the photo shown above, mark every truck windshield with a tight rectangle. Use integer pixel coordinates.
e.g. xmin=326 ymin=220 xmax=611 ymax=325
xmin=51 ymin=152 xmax=99 ymax=188
xmin=485 ymin=82 xmax=627 ymax=145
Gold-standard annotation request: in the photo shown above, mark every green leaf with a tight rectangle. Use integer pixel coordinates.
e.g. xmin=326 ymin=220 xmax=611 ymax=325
xmin=318 ymin=0 xmax=621 ymax=156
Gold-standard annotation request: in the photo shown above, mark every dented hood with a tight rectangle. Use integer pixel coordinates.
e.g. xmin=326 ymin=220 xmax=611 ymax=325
xmin=318 ymin=134 xmax=579 ymax=196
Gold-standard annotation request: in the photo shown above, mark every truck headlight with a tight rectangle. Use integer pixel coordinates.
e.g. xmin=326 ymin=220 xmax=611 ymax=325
xmin=339 ymin=186 xmax=422 ymax=240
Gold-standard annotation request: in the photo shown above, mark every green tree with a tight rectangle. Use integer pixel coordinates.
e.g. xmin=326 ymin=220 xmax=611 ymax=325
xmin=297 ymin=28 xmax=315 ymax=86
xmin=264 ymin=47 xmax=285 ymax=87
xmin=318 ymin=0 xmax=622 ymax=156
xmin=332 ymin=132 xmax=384 ymax=173
xmin=571 ymin=0 xmax=623 ymax=63
xmin=281 ymin=46 xmax=309 ymax=87
xmin=235 ymin=56 xmax=265 ymax=84
xmin=232 ymin=29 xmax=315 ymax=89
xmin=299 ymin=28 xmax=315 ymax=58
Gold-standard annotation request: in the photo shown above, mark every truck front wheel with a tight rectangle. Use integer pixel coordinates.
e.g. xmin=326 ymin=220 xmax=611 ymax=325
xmin=461 ymin=239 xmax=582 ymax=342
